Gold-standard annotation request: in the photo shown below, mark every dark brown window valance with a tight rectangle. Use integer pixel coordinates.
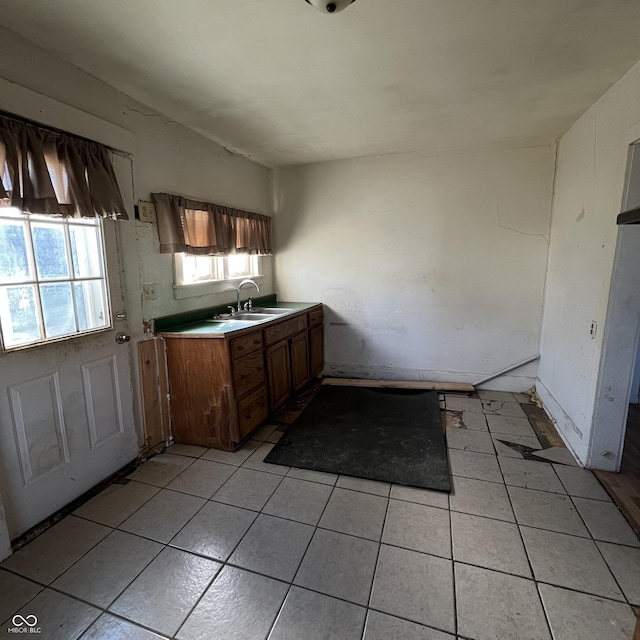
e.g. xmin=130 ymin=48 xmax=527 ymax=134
xmin=151 ymin=192 xmax=272 ymax=256
xmin=0 ymin=112 xmax=127 ymax=219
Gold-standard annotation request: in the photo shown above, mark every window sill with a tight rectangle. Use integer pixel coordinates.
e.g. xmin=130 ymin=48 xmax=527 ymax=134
xmin=173 ymin=275 xmax=265 ymax=300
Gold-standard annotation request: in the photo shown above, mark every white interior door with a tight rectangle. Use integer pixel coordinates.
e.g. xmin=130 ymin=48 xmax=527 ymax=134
xmin=0 ymin=214 xmax=139 ymax=539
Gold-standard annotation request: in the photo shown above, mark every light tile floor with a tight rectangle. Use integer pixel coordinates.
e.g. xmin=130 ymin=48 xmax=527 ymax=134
xmin=1 ymin=394 xmax=639 ymax=639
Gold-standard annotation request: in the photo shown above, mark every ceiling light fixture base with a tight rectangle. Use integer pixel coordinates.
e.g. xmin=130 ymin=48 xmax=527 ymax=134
xmin=305 ymin=0 xmax=357 ymax=14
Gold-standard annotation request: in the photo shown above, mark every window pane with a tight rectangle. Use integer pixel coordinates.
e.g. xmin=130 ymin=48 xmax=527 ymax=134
xmin=180 ymin=254 xmax=221 ymax=282
xmin=40 ymin=282 xmax=76 ymax=338
xmin=227 ymin=254 xmax=250 ymax=277
xmin=32 ymin=223 xmax=70 ymax=279
xmin=0 ymin=219 xmax=32 ymax=283
xmin=74 ymin=280 xmax=108 ymax=331
xmin=0 ymin=285 xmax=41 ymax=347
xmin=70 ymin=224 xmax=102 ymax=278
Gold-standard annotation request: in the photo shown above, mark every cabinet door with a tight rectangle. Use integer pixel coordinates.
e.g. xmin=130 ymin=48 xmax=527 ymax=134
xmin=266 ymin=340 xmax=292 ymax=411
xmin=232 ymin=350 xmax=266 ymax=398
xmin=290 ymin=331 xmax=310 ymax=393
xmin=309 ymin=324 xmax=324 ymax=377
xmin=237 ymin=387 xmax=269 ymax=442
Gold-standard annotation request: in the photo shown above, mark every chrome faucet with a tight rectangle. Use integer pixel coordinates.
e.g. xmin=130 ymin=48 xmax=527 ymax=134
xmin=236 ymin=279 xmax=260 ymax=313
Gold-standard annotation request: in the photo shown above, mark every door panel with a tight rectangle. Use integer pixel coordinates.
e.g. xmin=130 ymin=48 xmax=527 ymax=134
xmin=309 ymin=324 xmax=324 ymax=377
xmin=266 ymin=340 xmax=291 ymax=412
xmin=82 ymin=355 xmax=125 ymax=448
xmin=8 ymin=373 xmax=69 ymax=486
xmin=0 ymin=217 xmax=138 ymax=539
xmin=290 ymin=332 xmax=310 ymax=393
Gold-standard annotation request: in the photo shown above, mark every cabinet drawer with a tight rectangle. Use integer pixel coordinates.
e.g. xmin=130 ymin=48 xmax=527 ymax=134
xmin=264 ymin=315 xmax=307 ymax=346
xmin=233 ymin=350 xmax=265 ymax=397
xmin=308 ymin=308 xmax=323 ymax=327
xmin=230 ymin=331 xmax=263 ymax=359
xmin=237 ymin=387 xmax=269 ymax=441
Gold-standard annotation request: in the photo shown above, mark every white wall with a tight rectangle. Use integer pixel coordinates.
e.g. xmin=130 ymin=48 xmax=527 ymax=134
xmin=0 ymin=26 xmax=274 ymax=325
xmin=273 ymin=148 xmax=555 ymax=390
xmin=0 ymin=26 xmax=273 ymax=433
xmin=538 ymin=58 xmax=640 ymax=468
xmin=0 ymin=28 xmax=274 ymax=551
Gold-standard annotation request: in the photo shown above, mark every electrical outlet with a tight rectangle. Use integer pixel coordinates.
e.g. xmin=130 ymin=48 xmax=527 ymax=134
xmin=142 ymin=283 xmax=158 ymax=301
xmin=137 ymin=201 xmax=156 ymax=223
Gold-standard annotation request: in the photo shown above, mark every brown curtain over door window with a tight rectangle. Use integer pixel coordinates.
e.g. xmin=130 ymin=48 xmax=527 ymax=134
xmin=151 ymin=192 xmax=272 ymax=255
xmin=0 ymin=112 xmax=128 ymax=219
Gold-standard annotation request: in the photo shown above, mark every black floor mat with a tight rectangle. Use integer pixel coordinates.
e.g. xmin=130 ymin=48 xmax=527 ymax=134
xmin=264 ymin=385 xmax=450 ymax=492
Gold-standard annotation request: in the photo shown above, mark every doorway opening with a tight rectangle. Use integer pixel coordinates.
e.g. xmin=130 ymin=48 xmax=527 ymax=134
xmin=595 ymin=399 xmax=640 ymax=536
xmin=590 ymin=138 xmax=640 ymax=534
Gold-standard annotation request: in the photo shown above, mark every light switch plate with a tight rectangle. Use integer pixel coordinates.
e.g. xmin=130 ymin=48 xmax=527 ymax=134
xmin=142 ymin=283 xmax=158 ymax=300
xmin=137 ymin=201 xmax=156 ymax=223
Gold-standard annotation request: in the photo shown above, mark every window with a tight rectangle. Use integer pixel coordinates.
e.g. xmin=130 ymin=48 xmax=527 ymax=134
xmin=174 ymin=253 xmax=261 ymax=286
xmin=0 ymin=208 xmax=110 ymax=350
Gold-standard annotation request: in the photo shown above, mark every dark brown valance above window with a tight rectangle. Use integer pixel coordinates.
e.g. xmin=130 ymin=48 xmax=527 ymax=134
xmin=151 ymin=192 xmax=272 ymax=256
xmin=0 ymin=112 xmax=127 ymax=219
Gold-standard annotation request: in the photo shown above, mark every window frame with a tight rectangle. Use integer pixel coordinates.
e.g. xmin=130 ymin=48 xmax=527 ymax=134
xmin=173 ymin=253 xmax=264 ymax=300
xmin=0 ymin=208 xmax=112 ymax=352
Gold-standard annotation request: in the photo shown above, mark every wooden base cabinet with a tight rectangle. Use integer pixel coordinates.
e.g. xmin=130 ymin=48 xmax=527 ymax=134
xmin=308 ymin=307 xmax=324 ymax=379
xmin=163 ymin=304 xmax=323 ymax=450
xmin=290 ymin=332 xmax=311 ymax=393
xmin=266 ymin=340 xmax=292 ymax=412
xmin=309 ymin=324 xmax=324 ymax=378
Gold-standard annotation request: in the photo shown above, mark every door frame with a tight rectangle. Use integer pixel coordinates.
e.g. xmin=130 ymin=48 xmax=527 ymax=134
xmin=590 ymin=223 xmax=640 ymax=469
xmin=0 ymin=80 xmax=136 ymax=558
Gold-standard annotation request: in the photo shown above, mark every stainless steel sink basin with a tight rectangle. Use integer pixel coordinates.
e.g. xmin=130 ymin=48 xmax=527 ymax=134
xmin=251 ymin=307 xmax=293 ymax=315
xmin=201 ymin=320 xmax=257 ymax=330
xmin=233 ymin=313 xmax=271 ymax=321
xmin=206 ymin=307 xmax=294 ymax=324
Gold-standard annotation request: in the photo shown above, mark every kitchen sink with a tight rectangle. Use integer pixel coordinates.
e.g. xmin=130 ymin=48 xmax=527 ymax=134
xmin=251 ymin=307 xmax=294 ymax=315
xmin=232 ymin=313 xmax=271 ymax=321
xmin=201 ymin=320 xmax=257 ymax=330
xmin=206 ymin=307 xmax=295 ymax=324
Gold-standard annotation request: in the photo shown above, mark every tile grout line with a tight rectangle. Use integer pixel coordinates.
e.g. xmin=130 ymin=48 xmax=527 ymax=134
xmin=10 ymin=458 xmax=639 ymax=599
xmin=4 ymin=553 xmax=635 ymax=640
xmin=170 ymin=455 xmax=288 ymax=640
xmin=498 ymin=440 xmax=556 ymax=640
xmin=106 ymin=466 xmax=234 ymax=639
xmin=46 ymin=451 xmax=257 ymax=638
xmin=0 ymin=513 xmax=122 ymax=620
xmin=158 ymin=461 xmax=256 ymax=619
xmin=361 ymin=486 xmax=392 ymax=640
xmin=108 ymin=461 xmax=245 ymax=545
xmin=43 ymin=443 xmax=269 ymax=637
xmin=261 ymin=469 xmax=343 ymax=640
xmin=564 ymin=489 xmax=635 ymax=608
xmin=498 ymin=436 xmax=640 ymax=623
xmin=5 ymin=448 xmax=321 ymax=637
xmin=6 ymin=430 xmax=637 ymax=638
xmin=51 ymin=527 xmax=165 ymax=608
xmin=447 ymin=477 xmax=458 ymax=639
xmin=55 ymin=507 xmax=639 ymax=612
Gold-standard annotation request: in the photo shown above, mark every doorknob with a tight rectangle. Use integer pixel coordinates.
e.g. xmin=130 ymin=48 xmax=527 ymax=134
xmin=115 ymin=332 xmax=131 ymax=344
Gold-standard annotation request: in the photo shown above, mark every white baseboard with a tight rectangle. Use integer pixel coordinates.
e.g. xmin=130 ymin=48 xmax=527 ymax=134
xmin=323 ymin=362 xmax=536 ymax=393
xmin=535 ymin=378 xmax=588 ymax=466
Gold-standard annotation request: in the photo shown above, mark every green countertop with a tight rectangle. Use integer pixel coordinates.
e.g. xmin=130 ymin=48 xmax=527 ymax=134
xmin=157 ymin=301 xmax=321 ymax=337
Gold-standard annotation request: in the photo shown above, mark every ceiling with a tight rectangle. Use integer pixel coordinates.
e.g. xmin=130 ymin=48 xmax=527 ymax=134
xmin=1 ymin=0 xmax=640 ymax=167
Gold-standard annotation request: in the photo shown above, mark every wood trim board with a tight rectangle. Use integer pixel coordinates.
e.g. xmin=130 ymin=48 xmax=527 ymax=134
xmin=321 ymin=378 xmax=474 ymax=392
xmin=138 ymin=338 xmax=170 ymax=454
